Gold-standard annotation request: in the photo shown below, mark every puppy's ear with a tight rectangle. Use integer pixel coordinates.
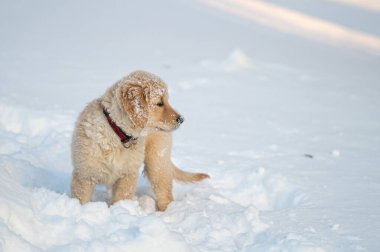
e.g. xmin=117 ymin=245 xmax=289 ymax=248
xmin=120 ymin=84 xmax=149 ymax=128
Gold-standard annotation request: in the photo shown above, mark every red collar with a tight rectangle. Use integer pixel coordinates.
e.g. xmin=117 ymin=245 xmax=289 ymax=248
xmin=102 ymin=108 xmax=136 ymax=146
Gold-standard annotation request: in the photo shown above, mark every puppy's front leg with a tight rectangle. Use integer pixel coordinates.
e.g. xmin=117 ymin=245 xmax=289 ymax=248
xmin=144 ymin=131 xmax=174 ymax=211
xmin=112 ymin=172 xmax=139 ymax=203
xmin=71 ymin=175 xmax=95 ymax=204
xmin=145 ymin=165 xmax=173 ymax=211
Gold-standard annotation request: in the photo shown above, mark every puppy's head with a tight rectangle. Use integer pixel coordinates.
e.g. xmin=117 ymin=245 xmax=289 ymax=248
xmin=118 ymin=71 xmax=184 ymax=131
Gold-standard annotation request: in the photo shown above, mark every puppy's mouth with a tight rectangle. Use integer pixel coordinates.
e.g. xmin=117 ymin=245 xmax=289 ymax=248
xmin=155 ymin=125 xmax=180 ymax=132
xmin=156 ymin=127 xmax=172 ymax=132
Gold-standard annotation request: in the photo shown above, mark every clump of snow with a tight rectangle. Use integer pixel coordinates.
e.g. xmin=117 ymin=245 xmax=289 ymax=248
xmin=200 ymin=49 xmax=255 ymax=73
xmin=138 ymin=195 xmax=156 ymax=214
xmin=222 ymin=49 xmax=255 ymax=72
xmin=331 ymin=149 xmax=341 ymax=157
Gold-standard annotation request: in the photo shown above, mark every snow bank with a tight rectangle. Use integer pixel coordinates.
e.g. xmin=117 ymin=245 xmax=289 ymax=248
xmin=0 ymin=102 xmax=313 ymax=251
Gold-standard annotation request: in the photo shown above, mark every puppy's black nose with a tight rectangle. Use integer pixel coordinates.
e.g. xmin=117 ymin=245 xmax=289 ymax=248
xmin=176 ymin=115 xmax=184 ymax=124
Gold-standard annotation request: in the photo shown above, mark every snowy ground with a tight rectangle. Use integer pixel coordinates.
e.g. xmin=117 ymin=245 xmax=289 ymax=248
xmin=1 ymin=0 xmax=380 ymax=251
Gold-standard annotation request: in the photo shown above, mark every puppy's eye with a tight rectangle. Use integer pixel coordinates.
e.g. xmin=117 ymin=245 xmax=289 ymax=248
xmin=156 ymin=101 xmax=164 ymax=107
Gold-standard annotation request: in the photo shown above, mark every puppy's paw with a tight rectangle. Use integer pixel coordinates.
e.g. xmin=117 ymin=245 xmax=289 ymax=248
xmin=156 ymin=199 xmax=172 ymax=212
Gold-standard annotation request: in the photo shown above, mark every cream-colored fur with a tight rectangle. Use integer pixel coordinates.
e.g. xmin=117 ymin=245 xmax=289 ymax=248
xmin=71 ymin=71 xmax=209 ymax=211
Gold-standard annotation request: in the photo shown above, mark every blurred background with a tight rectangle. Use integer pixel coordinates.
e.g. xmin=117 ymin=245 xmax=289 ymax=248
xmin=1 ymin=0 xmax=379 ymax=110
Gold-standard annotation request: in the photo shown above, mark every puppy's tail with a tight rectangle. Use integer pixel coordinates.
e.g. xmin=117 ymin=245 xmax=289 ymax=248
xmin=172 ymin=162 xmax=210 ymax=183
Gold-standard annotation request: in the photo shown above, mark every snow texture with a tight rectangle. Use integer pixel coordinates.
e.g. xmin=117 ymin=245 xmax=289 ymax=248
xmin=0 ymin=0 xmax=379 ymax=251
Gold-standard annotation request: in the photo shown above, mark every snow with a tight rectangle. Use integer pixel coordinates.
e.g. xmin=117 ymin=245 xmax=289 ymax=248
xmin=200 ymin=49 xmax=255 ymax=73
xmin=1 ymin=0 xmax=380 ymax=251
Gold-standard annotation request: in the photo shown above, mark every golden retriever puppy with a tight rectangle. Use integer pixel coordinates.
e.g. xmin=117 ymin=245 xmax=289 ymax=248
xmin=71 ymin=71 xmax=209 ymax=211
